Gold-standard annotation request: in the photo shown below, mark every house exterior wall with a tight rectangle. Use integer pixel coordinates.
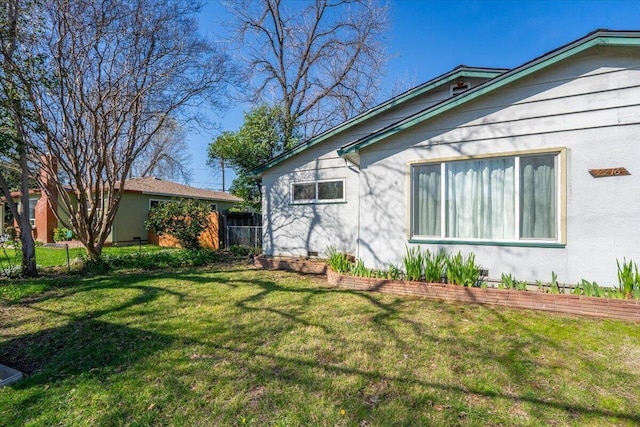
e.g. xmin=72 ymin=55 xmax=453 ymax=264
xmin=261 ymin=161 xmax=359 ymax=257
xmin=357 ymin=46 xmax=640 ymax=285
xmin=261 ymin=75 xmax=497 ymax=258
xmin=111 ymin=193 xmax=236 ymax=245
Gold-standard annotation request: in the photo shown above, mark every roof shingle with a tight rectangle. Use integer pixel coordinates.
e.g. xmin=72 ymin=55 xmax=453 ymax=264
xmin=123 ymin=177 xmax=242 ymax=202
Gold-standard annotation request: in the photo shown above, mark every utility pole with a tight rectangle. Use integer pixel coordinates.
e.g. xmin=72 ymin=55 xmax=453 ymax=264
xmin=220 ymin=157 xmax=225 ymax=192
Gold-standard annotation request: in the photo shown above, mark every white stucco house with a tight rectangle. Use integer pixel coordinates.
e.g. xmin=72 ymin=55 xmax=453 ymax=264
xmin=254 ymin=29 xmax=640 ymax=286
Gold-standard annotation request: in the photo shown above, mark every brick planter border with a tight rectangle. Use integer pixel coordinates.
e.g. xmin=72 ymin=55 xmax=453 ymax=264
xmin=327 ymin=269 xmax=640 ymax=322
xmin=255 ymin=256 xmax=327 ymax=275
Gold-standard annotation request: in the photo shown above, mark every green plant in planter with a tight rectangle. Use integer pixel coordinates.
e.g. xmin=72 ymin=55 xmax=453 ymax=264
xmin=403 ymin=246 xmax=424 ymax=281
xmin=605 ymin=286 xmax=625 ymax=300
xmin=617 ymin=258 xmax=640 ymax=299
xmin=549 ymin=271 xmax=560 ymax=294
xmin=446 ymin=252 xmax=481 ymax=287
xmin=350 ymin=258 xmax=372 ymax=277
xmin=326 ymin=247 xmax=353 ymax=273
xmin=500 ymin=273 xmax=528 ymax=291
xmin=500 ymin=273 xmax=515 ymax=290
xmin=424 ymin=249 xmax=447 ymax=283
xmin=574 ymin=279 xmax=601 ymax=297
xmin=387 ymin=264 xmax=402 ymax=280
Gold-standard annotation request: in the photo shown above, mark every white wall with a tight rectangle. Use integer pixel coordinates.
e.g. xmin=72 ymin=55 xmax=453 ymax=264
xmin=261 ymin=74 xmax=493 ymax=258
xmin=357 ymin=46 xmax=640 ymax=285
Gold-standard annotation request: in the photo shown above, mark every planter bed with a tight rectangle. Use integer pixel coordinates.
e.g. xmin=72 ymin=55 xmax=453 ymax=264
xmin=254 ymin=255 xmax=327 ymax=275
xmin=327 ymin=269 xmax=640 ymax=322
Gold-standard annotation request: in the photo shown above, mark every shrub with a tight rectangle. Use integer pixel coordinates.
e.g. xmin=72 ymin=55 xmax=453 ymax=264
xmin=79 ymin=248 xmax=222 ymax=273
xmin=145 ymin=199 xmax=212 ymax=250
xmin=53 ymin=227 xmax=73 ymax=242
xmin=229 ymin=245 xmax=259 ymax=258
xmin=4 ymin=226 xmax=17 ymax=244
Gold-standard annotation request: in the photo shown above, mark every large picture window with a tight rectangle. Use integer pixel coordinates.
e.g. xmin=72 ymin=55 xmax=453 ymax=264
xmin=410 ymin=151 xmax=561 ymax=243
xmin=291 ymin=179 xmax=345 ymax=204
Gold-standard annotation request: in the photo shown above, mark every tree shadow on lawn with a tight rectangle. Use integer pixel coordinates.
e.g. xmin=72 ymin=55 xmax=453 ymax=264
xmin=3 ymin=268 xmax=639 ymax=424
xmin=168 ymin=269 xmax=640 ymax=423
xmin=0 ymin=273 xmax=182 ymax=425
xmin=203 ymin=337 xmax=640 ymax=424
xmin=0 ymin=271 xmax=184 ymax=376
xmin=0 ymin=318 xmax=174 ymax=426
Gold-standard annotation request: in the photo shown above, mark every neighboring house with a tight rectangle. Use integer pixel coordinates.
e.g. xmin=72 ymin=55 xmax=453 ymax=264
xmin=254 ymin=29 xmax=640 ymax=285
xmin=1 ymin=176 xmax=242 ymax=245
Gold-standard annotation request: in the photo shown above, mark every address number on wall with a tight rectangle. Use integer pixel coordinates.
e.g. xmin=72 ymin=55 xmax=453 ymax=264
xmin=588 ymin=167 xmax=630 ymax=178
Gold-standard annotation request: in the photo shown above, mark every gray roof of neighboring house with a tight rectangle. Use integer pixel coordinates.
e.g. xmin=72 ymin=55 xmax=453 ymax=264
xmin=123 ymin=177 xmax=242 ymax=202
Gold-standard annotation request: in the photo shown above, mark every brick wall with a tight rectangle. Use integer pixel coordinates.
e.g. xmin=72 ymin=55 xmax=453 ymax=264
xmin=327 ymin=269 xmax=640 ymax=322
xmin=34 ymin=156 xmax=58 ymax=244
xmin=254 ymin=256 xmax=327 ymax=275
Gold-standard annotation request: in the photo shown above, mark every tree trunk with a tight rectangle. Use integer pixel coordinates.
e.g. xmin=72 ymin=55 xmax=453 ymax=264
xmin=18 ymin=217 xmax=37 ymax=276
xmin=84 ymin=244 xmax=102 ymax=262
xmin=17 ymin=151 xmax=37 ymax=277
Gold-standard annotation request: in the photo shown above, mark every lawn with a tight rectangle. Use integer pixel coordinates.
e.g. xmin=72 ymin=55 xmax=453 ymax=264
xmin=1 ymin=264 xmax=639 ymax=426
xmin=0 ymin=244 xmax=168 ymax=271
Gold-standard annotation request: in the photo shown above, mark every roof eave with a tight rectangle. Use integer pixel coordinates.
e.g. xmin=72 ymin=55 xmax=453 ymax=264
xmin=338 ymin=31 xmax=640 ymax=156
xmin=252 ymin=67 xmax=506 ymax=176
xmin=135 ymin=190 xmax=240 ymax=202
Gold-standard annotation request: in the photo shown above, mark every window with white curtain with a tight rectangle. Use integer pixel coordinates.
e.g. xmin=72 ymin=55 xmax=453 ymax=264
xmin=410 ymin=152 xmax=560 ymax=243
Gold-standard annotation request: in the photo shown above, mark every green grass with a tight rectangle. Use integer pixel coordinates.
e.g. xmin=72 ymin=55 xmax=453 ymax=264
xmin=0 ymin=244 xmax=168 ymax=271
xmin=2 ymin=265 xmax=640 ymax=426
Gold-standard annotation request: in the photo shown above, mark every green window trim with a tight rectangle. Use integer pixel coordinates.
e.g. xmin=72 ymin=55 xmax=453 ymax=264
xmin=408 ymin=238 xmax=566 ymax=249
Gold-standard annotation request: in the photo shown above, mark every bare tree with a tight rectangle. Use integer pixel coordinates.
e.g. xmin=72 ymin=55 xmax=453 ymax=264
xmin=0 ymin=0 xmax=39 ymax=276
xmin=7 ymin=0 xmax=236 ymax=260
xmin=224 ymin=0 xmax=389 ymax=139
xmin=129 ymin=119 xmax=193 ymax=184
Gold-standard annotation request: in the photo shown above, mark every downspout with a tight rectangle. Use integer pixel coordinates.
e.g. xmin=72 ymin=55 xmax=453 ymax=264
xmin=343 ymin=156 xmax=361 ymax=259
xmin=356 ymin=166 xmax=361 ymax=259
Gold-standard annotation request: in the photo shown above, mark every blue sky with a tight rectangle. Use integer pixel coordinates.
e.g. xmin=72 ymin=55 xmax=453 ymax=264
xmin=187 ymin=0 xmax=640 ymax=190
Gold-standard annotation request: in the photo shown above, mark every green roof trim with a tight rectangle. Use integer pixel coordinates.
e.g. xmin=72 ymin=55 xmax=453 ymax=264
xmin=252 ymin=67 xmax=505 ymax=175
xmin=338 ymin=31 xmax=640 ymax=156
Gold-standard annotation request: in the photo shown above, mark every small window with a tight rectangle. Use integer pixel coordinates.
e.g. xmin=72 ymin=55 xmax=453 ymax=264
xmin=318 ymin=181 xmax=344 ymax=200
xmin=210 ymin=204 xmax=217 ymax=212
xmin=28 ymin=196 xmax=39 ymax=228
xmin=149 ymin=199 xmax=168 ymax=210
xmin=291 ymin=179 xmax=345 ymax=204
xmin=292 ymin=183 xmax=316 ymax=202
